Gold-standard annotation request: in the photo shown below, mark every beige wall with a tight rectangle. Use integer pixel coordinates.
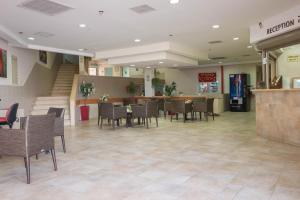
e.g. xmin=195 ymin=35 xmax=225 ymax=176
xmin=159 ymin=64 xmax=257 ymax=95
xmin=277 ymin=44 xmax=300 ymax=88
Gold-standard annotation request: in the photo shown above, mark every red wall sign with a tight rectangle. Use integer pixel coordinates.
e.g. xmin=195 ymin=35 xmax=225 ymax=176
xmin=198 ymin=73 xmax=216 ymax=82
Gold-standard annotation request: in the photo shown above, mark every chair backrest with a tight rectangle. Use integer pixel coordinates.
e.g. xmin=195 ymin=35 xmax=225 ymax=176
xmin=207 ymin=98 xmax=214 ymax=112
xmin=99 ymin=102 xmax=114 ymax=118
xmin=146 ymin=100 xmax=158 ymax=117
xmin=192 ymin=99 xmax=207 ymax=112
xmin=25 ymin=114 xmax=55 ymax=156
xmin=47 ymin=107 xmax=65 ymax=118
xmin=6 ymin=103 xmax=19 ymax=124
xmin=172 ymin=100 xmax=186 ymax=113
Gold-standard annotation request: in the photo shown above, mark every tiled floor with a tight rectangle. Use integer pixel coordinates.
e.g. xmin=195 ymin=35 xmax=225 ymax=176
xmin=1 ymin=112 xmax=300 ymax=200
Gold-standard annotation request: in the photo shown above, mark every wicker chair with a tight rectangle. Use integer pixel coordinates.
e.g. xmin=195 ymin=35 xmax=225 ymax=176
xmin=0 ymin=103 xmax=19 ymax=128
xmin=192 ymin=98 xmax=215 ymax=121
xmin=99 ymin=102 xmax=127 ymax=129
xmin=164 ymin=99 xmax=174 ymax=119
xmin=131 ymin=100 xmax=159 ymax=129
xmin=170 ymin=100 xmax=193 ymax=123
xmin=47 ymin=108 xmax=66 ymax=153
xmin=0 ymin=114 xmax=57 ymax=184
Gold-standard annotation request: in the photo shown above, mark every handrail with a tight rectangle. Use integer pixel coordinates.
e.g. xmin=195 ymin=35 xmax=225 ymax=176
xmin=70 ymin=74 xmax=79 ymax=126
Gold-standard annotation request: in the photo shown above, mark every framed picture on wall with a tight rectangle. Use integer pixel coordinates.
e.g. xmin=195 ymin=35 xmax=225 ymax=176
xmin=39 ymin=50 xmax=47 ymax=64
xmin=0 ymin=48 xmax=7 ymax=78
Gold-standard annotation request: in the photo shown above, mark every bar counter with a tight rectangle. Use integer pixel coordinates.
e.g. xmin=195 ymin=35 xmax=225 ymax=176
xmin=253 ymin=89 xmax=300 ymax=146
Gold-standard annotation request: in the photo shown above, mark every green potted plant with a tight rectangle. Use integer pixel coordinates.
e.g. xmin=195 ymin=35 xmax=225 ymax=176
xmin=127 ymin=81 xmax=137 ymax=96
xmin=164 ymin=81 xmax=177 ymax=96
xmin=79 ymin=81 xmax=95 ymax=121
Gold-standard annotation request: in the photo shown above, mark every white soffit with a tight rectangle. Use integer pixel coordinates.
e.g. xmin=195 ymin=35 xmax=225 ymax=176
xmin=95 ymin=42 xmax=208 ymax=65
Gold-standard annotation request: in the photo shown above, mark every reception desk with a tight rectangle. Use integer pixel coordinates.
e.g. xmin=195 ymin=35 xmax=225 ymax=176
xmin=253 ymin=89 xmax=300 ymax=146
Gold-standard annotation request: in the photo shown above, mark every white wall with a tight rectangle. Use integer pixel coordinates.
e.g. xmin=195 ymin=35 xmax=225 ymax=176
xmin=277 ymin=45 xmax=300 ymax=88
xmin=0 ymin=38 xmax=56 ymax=86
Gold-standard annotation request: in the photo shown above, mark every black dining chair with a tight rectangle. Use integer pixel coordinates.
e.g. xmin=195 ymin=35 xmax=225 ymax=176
xmin=0 ymin=103 xmax=19 ymax=128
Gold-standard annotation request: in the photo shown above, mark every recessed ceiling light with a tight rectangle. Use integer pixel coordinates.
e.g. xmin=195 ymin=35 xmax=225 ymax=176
xmin=146 ymin=67 xmax=151 ymax=69
xmin=170 ymin=0 xmax=180 ymax=4
xmin=79 ymin=24 xmax=87 ymax=28
xmin=233 ymin=37 xmax=239 ymax=41
xmin=134 ymin=39 xmax=141 ymax=43
xmin=247 ymin=45 xmax=253 ymax=48
xmin=78 ymin=48 xmax=84 ymax=51
xmin=159 ymin=61 xmax=164 ymax=64
xmin=218 ymin=61 xmax=223 ymax=64
xmin=212 ymin=25 xmax=220 ymax=29
xmin=27 ymin=37 xmax=35 ymax=40
xmin=130 ymin=64 xmax=135 ymax=67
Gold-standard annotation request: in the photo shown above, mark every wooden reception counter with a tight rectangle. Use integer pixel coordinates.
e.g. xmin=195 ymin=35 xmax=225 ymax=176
xmin=253 ymin=89 xmax=300 ymax=146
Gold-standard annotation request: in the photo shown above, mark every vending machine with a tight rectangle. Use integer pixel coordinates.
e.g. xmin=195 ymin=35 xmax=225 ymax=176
xmin=229 ymin=74 xmax=250 ymax=112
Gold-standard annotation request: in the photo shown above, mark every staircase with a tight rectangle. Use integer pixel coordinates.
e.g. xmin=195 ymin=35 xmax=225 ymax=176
xmin=31 ymin=65 xmax=78 ymax=126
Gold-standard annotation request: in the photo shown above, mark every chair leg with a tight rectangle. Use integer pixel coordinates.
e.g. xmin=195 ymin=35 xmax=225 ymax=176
xmin=146 ymin=118 xmax=149 ymax=129
xmin=98 ymin=115 xmax=100 ymax=126
xmin=24 ymin=156 xmax=30 ymax=184
xmin=184 ymin=113 xmax=186 ymax=123
xmin=50 ymin=149 xmax=58 ymax=171
xmin=171 ymin=115 xmax=173 ymax=122
xmin=164 ymin=111 xmax=166 ymax=119
xmin=112 ymin=120 xmax=115 ymax=130
xmin=212 ymin=112 xmax=215 ymax=120
xmin=36 ymin=154 xmax=38 ymax=160
xmin=206 ymin=112 xmax=208 ymax=121
xmin=156 ymin=117 xmax=158 ymax=127
xmin=200 ymin=112 xmax=202 ymax=120
xmin=176 ymin=113 xmax=179 ymax=120
xmin=61 ymin=136 xmax=66 ymax=153
xmin=9 ymin=123 xmax=13 ymax=129
xmin=100 ymin=118 xmax=103 ymax=129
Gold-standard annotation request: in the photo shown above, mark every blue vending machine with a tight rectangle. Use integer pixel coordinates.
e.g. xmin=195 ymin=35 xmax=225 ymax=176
xmin=229 ymin=74 xmax=250 ymax=112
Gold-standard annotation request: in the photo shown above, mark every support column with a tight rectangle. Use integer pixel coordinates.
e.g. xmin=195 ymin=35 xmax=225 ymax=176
xmin=144 ymin=68 xmax=155 ymax=97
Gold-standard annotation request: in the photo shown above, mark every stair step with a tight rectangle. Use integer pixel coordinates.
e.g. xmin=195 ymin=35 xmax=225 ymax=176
xmin=33 ymin=104 xmax=69 ymax=110
xmin=37 ymin=96 xmax=69 ymax=101
xmin=35 ymin=100 xmax=69 ymax=105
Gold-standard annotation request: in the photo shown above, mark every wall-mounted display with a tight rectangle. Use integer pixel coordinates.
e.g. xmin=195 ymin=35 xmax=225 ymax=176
xmin=39 ymin=50 xmax=47 ymax=64
xmin=0 ymin=48 xmax=7 ymax=78
xmin=198 ymin=72 xmax=216 ymax=82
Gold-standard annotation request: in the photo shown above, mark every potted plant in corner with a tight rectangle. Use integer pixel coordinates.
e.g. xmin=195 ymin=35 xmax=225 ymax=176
xmin=79 ymin=81 xmax=95 ymax=121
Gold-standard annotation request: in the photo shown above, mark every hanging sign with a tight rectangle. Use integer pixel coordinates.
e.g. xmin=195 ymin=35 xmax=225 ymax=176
xmin=250 ymin=5 xmax=300 ymax=43
xmin=198 ymin=73 xmax=216 ymax=82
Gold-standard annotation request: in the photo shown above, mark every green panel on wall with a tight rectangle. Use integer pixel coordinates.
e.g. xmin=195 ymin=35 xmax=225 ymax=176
xmin=105 ymin=67 xmax=113 ymax=76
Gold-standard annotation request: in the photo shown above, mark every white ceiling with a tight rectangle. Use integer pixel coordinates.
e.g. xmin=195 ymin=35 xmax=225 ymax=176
xmin=1 ymin=0 xmax=299 ymax=65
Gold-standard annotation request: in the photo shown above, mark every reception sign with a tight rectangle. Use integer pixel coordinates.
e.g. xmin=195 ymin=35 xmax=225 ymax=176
xmin=198 ymin=72 xmax=216 ymax=82
xmin=250 ymin=4 xmax=300 ymax=43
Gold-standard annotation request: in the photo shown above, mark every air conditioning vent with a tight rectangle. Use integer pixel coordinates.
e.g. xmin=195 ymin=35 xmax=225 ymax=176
xmin=210 ymin=56 xmax=226 ymax=60
xmin=208 ymin=40 xmax=223 ymax=44
xmin=130 ymin=5 xmax=155 ymax=14
xmin=18 ymin=0 xmax=73 ymax=16
xmin=33 ymin=32 xmax=54 ymax=38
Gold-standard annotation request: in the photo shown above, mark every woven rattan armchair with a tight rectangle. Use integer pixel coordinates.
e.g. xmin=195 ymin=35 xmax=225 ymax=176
xmin=0 ymin=114 xmax=57 ymax=184
xmin=99 ymin=102 xmax=127 ymax=129
xmin=131 ymin=100 xmax=159 ymax=129
xmin=192 ymin=98 xmax=215 ymax=121
xmin=47 ymin=108 xmax=66 ymax=153
xmin=170 ymin=100 xmax=193 ymax=123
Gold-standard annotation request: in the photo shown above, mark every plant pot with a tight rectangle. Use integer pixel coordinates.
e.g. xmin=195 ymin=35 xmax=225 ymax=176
xmin=80 ymin=105 xmax=89 ymax=121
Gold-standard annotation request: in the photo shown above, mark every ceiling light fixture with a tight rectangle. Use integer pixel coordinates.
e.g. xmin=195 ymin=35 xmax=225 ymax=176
xmin=170 ymin=0 xmax=180 ymax=4
xmin=134 ymin=39 xmax=141 ymax=43
xmin=233 ymin=37 xmax=239 ymax=41
xmin=130 ymin=64 xmax=135 ymax=67
xmin=212 ymin=25 xmax=220 ymax=29
xmin=146 ymin=67 xmax=151 ymax=69
xmin=159 ymin=61 xmax=164 ymax=64
xmin=27 ymin=37 xmax=35 ymax=40
xmin=79 ymin=24 xmax=87 ymax=28
xmin=218 ymin=61 xmax=223 ymax=64
xmin=247 ymin=45 xmax=253 ymax=48
xmin=78 ymin=48 xmax=84 ymax=51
